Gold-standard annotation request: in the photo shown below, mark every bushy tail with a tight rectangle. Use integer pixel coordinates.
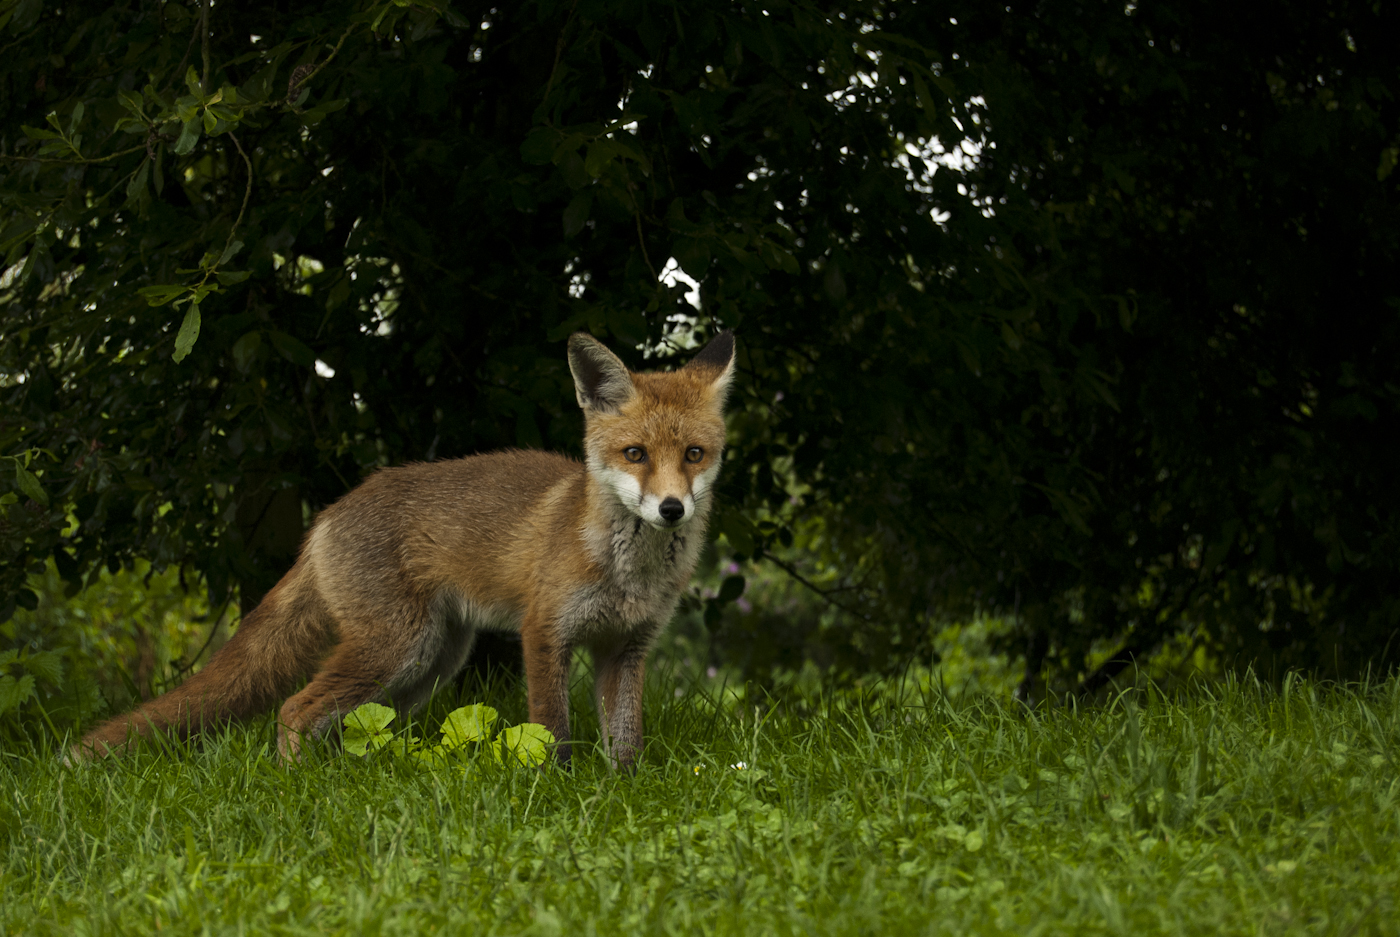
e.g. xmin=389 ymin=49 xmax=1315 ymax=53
xmin=75 ymin=564 xmax=332 ymax=759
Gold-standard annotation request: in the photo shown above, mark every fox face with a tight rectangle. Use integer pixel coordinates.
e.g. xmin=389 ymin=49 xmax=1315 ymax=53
xmin=569 ymin=332 xmax=734 ymax=529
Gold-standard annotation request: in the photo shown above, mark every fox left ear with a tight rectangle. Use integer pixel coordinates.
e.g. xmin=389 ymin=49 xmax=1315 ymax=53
xmin=686 ymin=329 xmax=736 ymax=403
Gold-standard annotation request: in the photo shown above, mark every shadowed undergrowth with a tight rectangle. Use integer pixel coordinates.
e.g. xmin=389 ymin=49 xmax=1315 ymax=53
xmin=2 ymin=672 xmax=1397 ymax=935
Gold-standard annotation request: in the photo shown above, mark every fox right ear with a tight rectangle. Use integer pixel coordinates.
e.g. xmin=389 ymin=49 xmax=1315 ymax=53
xmin=568 ymin=333 xmax=636 ymax=414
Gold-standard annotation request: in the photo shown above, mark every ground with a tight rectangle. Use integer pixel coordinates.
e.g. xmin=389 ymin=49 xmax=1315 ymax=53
xmin=2 ymin=671 xmax=1397 ymax=935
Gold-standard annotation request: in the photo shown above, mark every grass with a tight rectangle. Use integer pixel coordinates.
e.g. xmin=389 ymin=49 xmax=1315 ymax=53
xmin=2 ymin=670 xmax=1398 ymax=935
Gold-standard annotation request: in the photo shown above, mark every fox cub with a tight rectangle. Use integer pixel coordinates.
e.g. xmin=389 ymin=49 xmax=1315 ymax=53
xmin=77 ymin=331 xmax=736 ymax=769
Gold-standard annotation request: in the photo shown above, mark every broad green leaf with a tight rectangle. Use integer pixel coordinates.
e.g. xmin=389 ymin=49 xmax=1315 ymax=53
xmin=14 ymin=462 xmax=47 ymax=505
xmin=172 ymin=304 xmax=201 ymax=363
xmin=216 ymin=270 xmax=251 ymax=286
xmin=173 ymin=117 xmax=201 ymax=155
xmin=716 ymin=509 xmax=756 ymax=557
xmin=219 ymin=240 xmax=245 ymax=265
xmin=22 ymin=650 xmax=63 ymax=684
xmin=440 ymin=703 xmax=499 ymax=749
xmin=117 ymin=89 xmax=145 ymax=116
xmin=562 ymin=190 xmax=592 ymax=238
xmin=269 ymin=330 xmax=315 ymax=367
xmin=0 ymin=217 xmax=38 ymax=253
xmin=520 ymin=127 xmax=556 ymax=165
xmin=231 ymin=331 xmax=261 ymax=371
xmin=345 ymin=701 xmax=396 ymax=735
xmin=672 ymin=236 xmax=711 ymax=279
xmin=137 ymin=284 xmax=188 ymax=306
xmin=126 ymin=158 xmax=150 ymax=202
xmin=343 ymin=734 xmax=373 ymax=757
xmin=386 ymin=735 xmax=422 ymax=758
xmin=757 ymin=239 xmax=799 ymax=275
xmin=492 ymin=723 xmax=555 ymax=767
xmin=343 ymin=702 xmax=396 ymax=756
xmin=584 ymin=139 xmax=619 ymax=178
xmin=301 ymin=98 xmax=348 ymax=126
xmin=1378 ymin=145 xmax=1397 ymax=182
xmin=717 ymin=574 xmax=746 ymax=603
xmin=184 ymin=65 xmax=203 ymax=98
xmin=559 ymin=149 xmax=589 ymax=189
xmin=0 ymin=673 xmax=36 ymax=715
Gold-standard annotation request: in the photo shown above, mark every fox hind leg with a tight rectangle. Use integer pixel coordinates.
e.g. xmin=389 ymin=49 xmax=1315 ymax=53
xmin=277 ymin=609 xmax=474 ymax=759
xmin=277 ymin=635 xmax=397 ymax=760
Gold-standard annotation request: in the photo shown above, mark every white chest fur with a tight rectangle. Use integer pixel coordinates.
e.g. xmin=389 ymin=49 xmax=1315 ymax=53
xmin=562 ymin=512 xmax=704 ymax=640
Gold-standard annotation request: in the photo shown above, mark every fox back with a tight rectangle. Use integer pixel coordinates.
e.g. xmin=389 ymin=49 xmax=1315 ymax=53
xmin=77 ymin=331 xmax=736 ymax=770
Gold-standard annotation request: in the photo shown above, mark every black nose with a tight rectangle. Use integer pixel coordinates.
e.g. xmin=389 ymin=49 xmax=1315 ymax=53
xmin=659 ymin=497 xmax=685 ymax=523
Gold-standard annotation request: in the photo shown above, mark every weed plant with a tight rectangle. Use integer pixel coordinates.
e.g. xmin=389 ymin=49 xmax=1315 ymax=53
xmin=2 ymin=671 xmax=1397 ymax=935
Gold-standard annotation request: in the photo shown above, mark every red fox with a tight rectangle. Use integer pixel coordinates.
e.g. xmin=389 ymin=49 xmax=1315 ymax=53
xmin=76 ymin=331 xmax=735 ymax=769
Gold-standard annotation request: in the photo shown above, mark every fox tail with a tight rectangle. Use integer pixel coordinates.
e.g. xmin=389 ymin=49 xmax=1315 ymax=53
xmin=73 ymin=563 xmax=332 ymax=759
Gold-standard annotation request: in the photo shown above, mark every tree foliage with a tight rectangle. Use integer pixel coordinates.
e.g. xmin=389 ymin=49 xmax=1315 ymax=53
xmin=2 ymin=0 xmax=1397 ymax=695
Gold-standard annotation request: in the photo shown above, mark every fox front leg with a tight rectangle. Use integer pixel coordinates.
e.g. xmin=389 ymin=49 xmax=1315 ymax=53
xmin=592 ymin=637 xmax=650 ymax=772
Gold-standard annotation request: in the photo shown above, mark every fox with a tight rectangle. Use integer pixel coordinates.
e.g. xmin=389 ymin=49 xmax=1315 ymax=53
xmin=75 ymin=330 xmax=736 ymax=770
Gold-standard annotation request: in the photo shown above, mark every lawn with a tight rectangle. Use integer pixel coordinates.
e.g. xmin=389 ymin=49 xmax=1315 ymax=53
xmin=2 ymin=671 xmax=1397 ymax=935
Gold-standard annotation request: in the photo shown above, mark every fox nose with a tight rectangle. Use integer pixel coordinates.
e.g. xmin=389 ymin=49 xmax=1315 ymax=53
xmin=659 ymin=497 xmax=685 ymax=523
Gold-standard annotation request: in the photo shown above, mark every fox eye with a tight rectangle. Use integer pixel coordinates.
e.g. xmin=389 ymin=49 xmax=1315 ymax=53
xmin=623 ymin=447 xmax=646 ymax=463
xmin=685 ymin=447 xmax=704 ymax=463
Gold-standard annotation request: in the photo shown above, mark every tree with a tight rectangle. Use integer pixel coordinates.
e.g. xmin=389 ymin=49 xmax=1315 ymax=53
xmin=2 ymin=0 xmax=1397 ymax=704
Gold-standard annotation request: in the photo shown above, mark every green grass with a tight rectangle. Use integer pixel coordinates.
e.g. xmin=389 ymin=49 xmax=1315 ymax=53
xmin=3 ymin=671 xmax=1398 ymax=935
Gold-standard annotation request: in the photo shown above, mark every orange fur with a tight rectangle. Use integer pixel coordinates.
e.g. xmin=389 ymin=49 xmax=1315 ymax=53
xmin=76 ymin=332 xmax=735 ymax=770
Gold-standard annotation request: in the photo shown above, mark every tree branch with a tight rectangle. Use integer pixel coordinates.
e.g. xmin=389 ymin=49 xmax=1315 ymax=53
xmin=756 ymin=547 xmax=872 ymax=621
xmin=201 ymin=0 xmax=211 ymax=94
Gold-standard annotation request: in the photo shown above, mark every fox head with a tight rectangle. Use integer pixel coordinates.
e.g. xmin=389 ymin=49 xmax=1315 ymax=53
xmin=568 ymin=331 xmax=735 ymax=529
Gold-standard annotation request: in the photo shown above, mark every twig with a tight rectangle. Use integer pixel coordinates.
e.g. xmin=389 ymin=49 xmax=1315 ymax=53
xmin=159 ymin=7 xmax=204 ymax=97
xmin=224 ymin=133 xmax=254 ymax=252
xmin=194 ymin=132 xmax=253 ymax=293
xmin=200 ymin=0 xmax=211 ymax=94
xmin=169 ymin=591 xmax=234 ymax=679
xmin=0 ymin=26 xmax=40 ymax=59
xmin=540 ymin=0 xmax=581 ymax=113
xmin=0 ymin=145 xmax=148 ymax=166
xmin=286 ymin=24 xmax=357 ymax=105
xmin=756 ymin=547 xmax=872 ymax=621
xmin=634 ymin=210 xmax=658 ymax=282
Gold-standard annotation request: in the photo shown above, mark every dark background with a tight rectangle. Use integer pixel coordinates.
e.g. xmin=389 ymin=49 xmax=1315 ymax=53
xmin=1 ymin=0 xmax=1397 ymax=720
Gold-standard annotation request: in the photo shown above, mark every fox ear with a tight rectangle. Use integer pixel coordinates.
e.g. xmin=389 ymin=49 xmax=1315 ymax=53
xmin=568 ymin=332 xmax=636 ymax=414
xmin=686 ymin=329 xmax=735 ymax=403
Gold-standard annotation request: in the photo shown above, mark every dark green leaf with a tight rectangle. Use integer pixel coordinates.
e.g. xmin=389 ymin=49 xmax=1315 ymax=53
xmin=172 ymin=305 xmax=201 ymax=363
xmin=137 ymin=285 xmax=188 ymax=306
xmin=269 ymin=331 xmax=315 ymax=367
xmin=562 ymin=191 xmax=592 ymax=238
xmin=173 ymin=117 xmax=201 ymax=155
xmin=717 ymin=575 xmax=746 ymax=603
xmin=14 ymin=463 xmax=48 ymax=506
xmin=520 ymin=128 xmax=556 ymax=165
